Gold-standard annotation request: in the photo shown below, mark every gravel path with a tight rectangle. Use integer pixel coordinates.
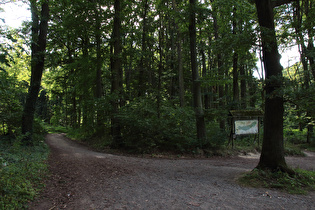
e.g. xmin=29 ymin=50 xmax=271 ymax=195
xmin=29 ymin=133 xmax=315 ymax=210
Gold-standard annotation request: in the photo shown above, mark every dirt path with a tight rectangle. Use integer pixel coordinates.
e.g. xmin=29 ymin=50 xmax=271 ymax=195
xmin=29 ymin=133 xmax=315 ymax=210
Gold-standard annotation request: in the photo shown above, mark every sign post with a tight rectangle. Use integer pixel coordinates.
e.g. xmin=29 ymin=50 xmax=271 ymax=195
xmin=229 ymin=110 xmax=263 ymax=148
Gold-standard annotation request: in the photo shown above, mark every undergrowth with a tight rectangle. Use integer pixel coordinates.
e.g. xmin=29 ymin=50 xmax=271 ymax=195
xmin=238 ymin=168 xmax=315 ymax=194
xmin=0 ymin=135 xmax=49 ymax=209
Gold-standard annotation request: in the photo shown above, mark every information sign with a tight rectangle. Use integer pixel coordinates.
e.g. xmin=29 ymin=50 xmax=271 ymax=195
xmin=235 ymin=120 xmax=259 ymax=135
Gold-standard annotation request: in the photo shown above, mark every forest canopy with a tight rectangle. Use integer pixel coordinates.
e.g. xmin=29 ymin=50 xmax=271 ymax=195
xmin=0 ymin=0 xmax=314 ymax=154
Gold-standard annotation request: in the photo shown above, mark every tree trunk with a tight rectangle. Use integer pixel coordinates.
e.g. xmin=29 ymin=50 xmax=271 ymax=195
xmin=138 ymin=0 xmax=149 ymax=97
xmin=21 ymin=0 xmax=49 ymax=145
xmin=111 ymin=0 xmax=123 ymax=147
xmin=212 ymin=2 xmax=225 ymax=130
xmin=294 ymin=0 xmax=313 ymax=143
xmin=304 ymin=0 xmax=314 ymax=143
xmin=294 ymin=0 xmax=310 ymax=88
xmin=308 ymin=41 xmax=315 ymax=80
xmin=157 ymin=12 xmax=164 ymax=119
xmin=232 ymin=52 xmax=239 ymax=109
xmin=172 ymin=0 xmax=185 ymax=107
xmin=189 ymin=0 xmax=207 ymax=142
xmin=95 ymin=2 xmax=104 ymax=129
xmin=178 ymin=35 xmax=185 ymax=107
xmin=232 ymin=6 xmax=239 ymax=109
xmin=240 ymin=65 xmax=247 ymax=109
xmin=255 ymin=0 xmax=289 ymax=171
xmin=201 ymin=48 xmax=209 ymax=109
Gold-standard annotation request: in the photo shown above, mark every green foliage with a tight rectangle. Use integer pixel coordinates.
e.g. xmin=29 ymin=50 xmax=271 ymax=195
xmin=44 ymin=124 xmax=69 ymax=134
xmin=284 ymin=145 xmax=305 ymax=156
xmin=0 ymin=138 xmax=49 ymax=209
xmin=299 ymin=143 xmax=315 ymax=152
xmin=0 ymin=69 xmax=24 ymax=136
xmin=204 ymin=121 xmax=228 ymax=150
xmin=283 ymin=63 xmax=315 ymax=144
xmin=118 ymin=98 xmax=197 ymax=153
xmin=284 ymin=128 xmax=307 ymax=144
xmin=238 ymin=168 xmax=315 ymax=194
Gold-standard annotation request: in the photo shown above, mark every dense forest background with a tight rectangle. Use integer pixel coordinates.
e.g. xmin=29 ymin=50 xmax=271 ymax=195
xmin=0 ymin=0 xmax=314 ymax=154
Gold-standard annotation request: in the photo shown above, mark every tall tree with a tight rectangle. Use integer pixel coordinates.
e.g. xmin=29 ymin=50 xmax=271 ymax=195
xmin=172 ymin=0 xmax=185 ymax=107
xmin=255 ymin=0 xmax=293 ymax=172
xmin=138 ymin=0 xmax=149 ymax=97
xmin=232 ymin=6 xmax=239 ymax=109
xmin=293 ymin=0 xmax=314 ymax=143
xmin=94 ymin=1 xmax=104 ymax=128
xmin=111 ymin=0 xmax=123 ymax=147
xmin=211 ymin=0 xmax=225 ymax=129
xmin=21 ymin=0 xmax=49 ymax=145
xmin=189 ymin=0 xmax=207 ymax=142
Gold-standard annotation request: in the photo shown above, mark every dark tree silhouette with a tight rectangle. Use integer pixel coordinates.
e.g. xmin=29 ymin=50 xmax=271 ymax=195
xmin=22 ymin=0 xmax=49 ymax=145
xmin=255 ymin=0 xmax=295 ymax=172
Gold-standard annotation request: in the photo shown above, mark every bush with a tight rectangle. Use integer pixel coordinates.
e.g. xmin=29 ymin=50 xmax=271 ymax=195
xmin=205 ymin=121 xmax=228 ymax=150
xmin=284 ymin=128 xmax=307 ymax=144
xmin=0 ymin=71 xmax=24 ymax=137
xmin=117 ymin=98 xmax=197 ymax=153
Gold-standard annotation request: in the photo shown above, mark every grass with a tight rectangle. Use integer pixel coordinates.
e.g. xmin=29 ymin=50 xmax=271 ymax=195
xmin=238 ymin=168 xmax=315 ymax=194
xmin=0 ymin=137 xmax=49 ymax=209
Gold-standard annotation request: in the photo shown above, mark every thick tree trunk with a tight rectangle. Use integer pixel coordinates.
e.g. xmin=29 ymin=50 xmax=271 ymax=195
xmin=21 ymin=0 xmax=49 ymax=145
xmin=189 ymin=0 xmax=207 ymax=142
xmin=255 ymin=0 xmax=289 ymax=171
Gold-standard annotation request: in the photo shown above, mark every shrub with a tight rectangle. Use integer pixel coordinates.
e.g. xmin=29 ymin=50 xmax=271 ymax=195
xmin=117 ymin=98 xmax=197 ymax=153
xmin=284 ymin=128 xmax=307 ymax=144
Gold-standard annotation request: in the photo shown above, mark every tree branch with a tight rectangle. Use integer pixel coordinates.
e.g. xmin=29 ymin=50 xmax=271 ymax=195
xmin=272 ymin=0 xmax=297 ymax=8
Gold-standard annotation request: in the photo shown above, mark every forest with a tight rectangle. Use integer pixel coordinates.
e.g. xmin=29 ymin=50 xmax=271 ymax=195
xmin=0 ymin=0 xmax=315 ymax=208
xmin=0 ymin=0 xmax=314 ymax=152
xmin=0 ymin=0 xmax=314 ymax=155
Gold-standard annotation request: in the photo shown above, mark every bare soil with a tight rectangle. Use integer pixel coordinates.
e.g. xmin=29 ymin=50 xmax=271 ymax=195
xmin=29 ymin=133 xmax=315 ymax=210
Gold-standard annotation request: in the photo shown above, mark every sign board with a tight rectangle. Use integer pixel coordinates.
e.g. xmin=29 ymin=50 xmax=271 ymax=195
xmin=235 ymin=119 xmax=259 ymax=135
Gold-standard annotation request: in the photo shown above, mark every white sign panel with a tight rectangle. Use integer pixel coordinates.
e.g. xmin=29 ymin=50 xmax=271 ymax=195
xmin=235 ymin=120 xmax=258 ymax=135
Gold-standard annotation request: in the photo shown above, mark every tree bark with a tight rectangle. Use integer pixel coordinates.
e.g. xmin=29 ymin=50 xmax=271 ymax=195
xmin=21 ymin=0 xmax=49 ymax=145
xmin=240 ymin=65 xmax=247 ymax=109
xmin=255 ymin=0 xmax=289 ymax=171
xmin=212 ymin=2 xmax=225 ymax=129
xmin=138 ymin=0 xmax=149 ymax=97
xmin=111 ymin=0 xmax=123 ymax=147
xmin=172 ymin=0 xmax=185 ymax=107
xmin=201 ymin=48 xmax=209 ymax=109
xmin=303 ymin=0 xmax=314 ymax=143
xmin=189 ymin=0 xmax=207 ymax=142
xmin=157 ymin=12 xmax=164 ymax=119
xmin=95 ymin=2 xmax=104 ymax=129
xmin=232 ymin=6 xmax=239 ymax=109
